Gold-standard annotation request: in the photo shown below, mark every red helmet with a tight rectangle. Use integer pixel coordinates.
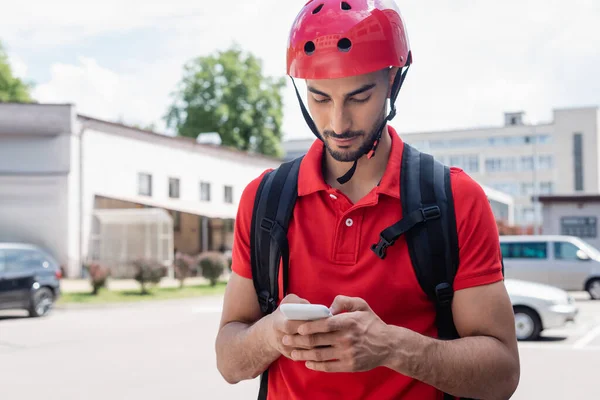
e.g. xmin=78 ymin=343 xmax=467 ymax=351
xmin=286 ymin=0 xmax=412 ymax=80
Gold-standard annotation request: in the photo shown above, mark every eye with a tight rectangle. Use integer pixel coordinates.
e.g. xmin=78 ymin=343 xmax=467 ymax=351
xmin=313 ymin=96 xmax=330 ymax=103
xmin=351 ymin=96 xmax=370 ymax=103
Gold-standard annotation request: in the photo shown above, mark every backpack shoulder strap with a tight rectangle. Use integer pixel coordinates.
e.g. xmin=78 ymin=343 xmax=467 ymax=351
xmin=250 ymin=156 xmax=303 ymax=316
xmin=400 ymin=143 xmax=459 ymax=339
xmin=250 ymin=156 xmax=303 ymax=400
xmin=401 ymin=143 xmax=463 ymax=400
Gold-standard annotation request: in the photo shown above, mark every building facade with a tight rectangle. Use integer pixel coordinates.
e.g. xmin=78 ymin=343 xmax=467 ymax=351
xmin=539 ymin=195 xmax=600 ymax=250
xmin=283 ymin=107 xmax=600 ymax=229
xmin=0 ymin=103 xmax=279 ymax=278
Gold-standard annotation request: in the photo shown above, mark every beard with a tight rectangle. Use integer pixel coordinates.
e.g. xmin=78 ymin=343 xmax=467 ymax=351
xmin=321 ymin=115 xmax=386 ymax=162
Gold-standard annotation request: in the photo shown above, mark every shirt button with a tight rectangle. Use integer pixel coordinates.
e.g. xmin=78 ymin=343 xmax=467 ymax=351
xmin=330 ymin=194 xmax=337 ymax=200
xmin=345 ymin=218 xmax=353 ymax=227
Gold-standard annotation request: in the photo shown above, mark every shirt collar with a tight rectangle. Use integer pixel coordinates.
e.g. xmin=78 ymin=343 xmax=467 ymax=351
xmin=297 ymin=125 xmax=404 ymax=199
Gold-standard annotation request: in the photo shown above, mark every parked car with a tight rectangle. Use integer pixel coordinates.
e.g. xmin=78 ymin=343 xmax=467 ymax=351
xmin=506 ymin=278 xmax=578 ymax=341
xmin=500 ymin=235 xmax=600 ymax=300
xmin=0 ymin=243 xmax=62 ymax=317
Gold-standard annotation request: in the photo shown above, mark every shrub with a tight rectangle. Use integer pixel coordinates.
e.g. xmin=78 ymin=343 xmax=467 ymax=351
xmin=131 ymin=259 xmax=168 ymax=294
xmin=86 ymin=263 xmax=111 ymax=295
xmin=197 ymin=251 xmax=226 ymax=287
xmin=174 ymin=252 xmax=197 ymax=289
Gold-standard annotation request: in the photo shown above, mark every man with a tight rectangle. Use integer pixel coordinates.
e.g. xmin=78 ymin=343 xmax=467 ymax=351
xmin=215 ymin=0 xmax=520 ymax=399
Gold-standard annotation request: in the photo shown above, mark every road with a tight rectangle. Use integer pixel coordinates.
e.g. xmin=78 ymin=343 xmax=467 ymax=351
xmin=0 ymin=294 xmax=598 ymax=400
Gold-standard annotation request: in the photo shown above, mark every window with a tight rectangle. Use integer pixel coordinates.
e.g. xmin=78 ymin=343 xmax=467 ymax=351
xmin=224 ymin=185 xmax=234 ymax=204
xmin=485 ymin=157 xmax=516 ymax=173
xmin=3 ymin=249 xmax=49 ymax=272
xmin=138 ymin=173 xmax=152 ymax=196
xmin=574 ymin=133 xmax=584 ymax=191
xmin=554 ymin=242 xmax=583 ymax=261
xmin=490 ymin=182 xmax=519 ymax=196
xmin=448 ymin=155 xmax=480 ymax=173
xmin=169 ymin=178 xmax=180 ymax=199
xmin=539 ymin=181 xmax=554 ymax=195
xmin=172 ymin=211 xmax=181 ymax=232
xmin=561 ymin=216 xmax=597 ymax=238
xmin=538 ymin=155 xmax=553 ymax=170
xmin=520 ymin=156 xmax=534 ymax=171
xmin=501 ymin=242 xmax=547 ymax=259
xmin=200 ymin=182 xmax=211 ymax=201
xmin=521 ymin=183 xmax=534 ymax=196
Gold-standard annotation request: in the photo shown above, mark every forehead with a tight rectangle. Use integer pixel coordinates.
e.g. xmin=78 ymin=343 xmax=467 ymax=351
xmin=306 ymin=69 xmax=387 ymax=93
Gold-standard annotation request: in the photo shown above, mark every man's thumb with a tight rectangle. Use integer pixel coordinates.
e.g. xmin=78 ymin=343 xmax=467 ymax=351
xmin=329 ymin=295 xmax=369 ymax=315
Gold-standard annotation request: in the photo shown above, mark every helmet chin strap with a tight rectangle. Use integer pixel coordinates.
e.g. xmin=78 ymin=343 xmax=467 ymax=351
xmin=290 ymin=59 xmax=411 ymax=185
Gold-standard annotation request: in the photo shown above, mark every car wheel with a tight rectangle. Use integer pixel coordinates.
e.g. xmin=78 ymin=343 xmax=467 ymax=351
xmin=513 ymin=306 xmax=542 ymax=341
xmin=586 ymin=278 xmax=600 ymax=300
xmin=28 ymin=287 xmax=55 ymax=318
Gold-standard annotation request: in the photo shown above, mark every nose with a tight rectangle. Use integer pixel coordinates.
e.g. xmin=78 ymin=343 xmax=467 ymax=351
xmin=330 ymin=103 xmax=351 ymax=135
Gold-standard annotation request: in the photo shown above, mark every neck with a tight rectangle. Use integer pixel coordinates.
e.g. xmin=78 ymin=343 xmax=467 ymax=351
xmin=323 ymin=126 xmax=392 ymax=201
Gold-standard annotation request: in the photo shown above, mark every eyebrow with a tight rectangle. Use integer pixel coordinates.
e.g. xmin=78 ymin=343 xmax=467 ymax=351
xmin=307 ymin=83 xmax=376 ymax=98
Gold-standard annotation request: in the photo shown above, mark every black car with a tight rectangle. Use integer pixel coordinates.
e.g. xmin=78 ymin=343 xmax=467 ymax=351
xmin=0 ymin=243 xmax=62 ymax=317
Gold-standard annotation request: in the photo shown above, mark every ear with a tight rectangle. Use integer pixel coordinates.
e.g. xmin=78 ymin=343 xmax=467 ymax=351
xmin=386 ymin=67 xmax=400 ymax=98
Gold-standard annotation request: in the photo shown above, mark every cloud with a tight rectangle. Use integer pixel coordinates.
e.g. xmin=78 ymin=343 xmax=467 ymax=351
xmin=6 ymin=53 xmax=28 ymax=80
xmin=6 ymin=0 xmax=600 ymax=141
xmin=32 ymin=57 xmax=181 ymax=131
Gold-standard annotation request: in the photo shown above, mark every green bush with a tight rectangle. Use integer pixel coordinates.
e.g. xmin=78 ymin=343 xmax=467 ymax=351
xmin=174 ymin=252 xmax=197 ymax=289
xmin=131 ymin=259 xmax=168 ymax=294
xmin=86 ymin=263 xmax=111 ymax=295
xmin=197 ymin=252 xmax=226 ymax=287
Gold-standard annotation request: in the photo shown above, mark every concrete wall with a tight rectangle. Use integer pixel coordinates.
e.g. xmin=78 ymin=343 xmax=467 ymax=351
xmin=0 ymin=175 xmax=70 ymax=270
xmin=78 ymin=118 xmax=279 ymax=275
xmin=552 ymin=107 xmax=599 ymax=194
xmin=542 ymin=202 xmax=600 ymax=250
xmin=283 ymin=107 xmax=600 ymax=226
xmin=0 ymin=104 xmax=76 ymax=276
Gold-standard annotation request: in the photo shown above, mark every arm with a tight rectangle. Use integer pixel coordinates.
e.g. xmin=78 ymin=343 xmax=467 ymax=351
xmin=286 ymin=170 xmax=519 ymax=399
xmin=215 ymin=272 xmax=280 ymax=384
xmin=384 ymin=281 xmax=520 ymax=400
xmin=215 ymin=273 xmax=312 ymax=384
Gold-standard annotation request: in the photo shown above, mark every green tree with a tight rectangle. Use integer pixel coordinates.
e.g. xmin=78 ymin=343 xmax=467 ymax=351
xmin=0 ymin=41 xmax=33 ymax=102
xmin=165 ymin=45 xmax=285 ymax=157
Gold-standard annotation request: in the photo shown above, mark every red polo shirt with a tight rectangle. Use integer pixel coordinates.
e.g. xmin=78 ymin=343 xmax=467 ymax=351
xmin=231 ymin=126 xmax=504 ymax=400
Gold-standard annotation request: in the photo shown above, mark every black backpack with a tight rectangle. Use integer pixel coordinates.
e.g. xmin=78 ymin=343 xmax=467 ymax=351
xmin=250 ymin=143 xmax=482 ymax=400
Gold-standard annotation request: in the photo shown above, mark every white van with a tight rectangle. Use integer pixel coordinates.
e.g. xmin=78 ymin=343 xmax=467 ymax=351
xmin=499 ymin=235 xmax=600 ymax=300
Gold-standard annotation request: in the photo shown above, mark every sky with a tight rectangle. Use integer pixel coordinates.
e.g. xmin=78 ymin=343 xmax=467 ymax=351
xmin=1 ymin=0 xmax=599 ymax=141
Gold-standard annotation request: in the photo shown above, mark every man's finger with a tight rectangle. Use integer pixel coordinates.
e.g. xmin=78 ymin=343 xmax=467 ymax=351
xmin=280 ymin=294 xmax=310 ymax=305
xmin=283 ymin=331 xmax=340 ymax=349
xmin=329 ymin=295 xmax=369 ymax=315
xmin=291 ymin=346 xmax=339 ymax=362
xmin=297 ymin=314 xmax=348 ymax=335
xmin=305 ymin=360 xmax=346 ymax=373
xmin=280 ymin=319 xmax=306 ymax=335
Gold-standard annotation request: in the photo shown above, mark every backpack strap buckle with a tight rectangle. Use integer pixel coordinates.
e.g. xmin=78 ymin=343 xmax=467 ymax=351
xmin=260 ymin=218 xmax=274 ymax=232
xmin=434 ymin=283 xmax=454 ymax=308
xmin=421 ymin=205 xmax=441 ymax=221
xmin=371 ymin=235 xmax=394 ymax=260
xmin=258 ymin=290 xmax=277 ymax=314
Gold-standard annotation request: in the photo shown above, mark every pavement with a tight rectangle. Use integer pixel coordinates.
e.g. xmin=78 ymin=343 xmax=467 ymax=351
xmin=59 ymin=274 xmax=232 ymax=294
xmin=0 ymin=294 xmax=598 ymax=399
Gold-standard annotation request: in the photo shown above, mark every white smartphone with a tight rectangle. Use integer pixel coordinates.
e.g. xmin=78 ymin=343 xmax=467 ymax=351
xmin=279 ymin=303 xmax=333 ymax=321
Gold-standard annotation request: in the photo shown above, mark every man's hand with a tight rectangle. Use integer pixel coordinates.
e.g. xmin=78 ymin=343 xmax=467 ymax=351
xmin=283 ymin=295 xmax=392 ymax=372
xmin=267 ymin=294 xmax=312 ymax=360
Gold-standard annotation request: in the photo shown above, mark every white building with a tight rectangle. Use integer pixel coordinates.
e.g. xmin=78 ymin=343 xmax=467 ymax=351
xmin=0 ymin=103 xmax=280 ymax=278
xmin=284 ymin=107 xmax=600 ymax=229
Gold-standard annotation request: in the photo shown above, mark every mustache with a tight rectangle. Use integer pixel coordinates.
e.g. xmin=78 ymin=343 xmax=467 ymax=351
xmin=323 ymin=130 xmax=364 ymax=139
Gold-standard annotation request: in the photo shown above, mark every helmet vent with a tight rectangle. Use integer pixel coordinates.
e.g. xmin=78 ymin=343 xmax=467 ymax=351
xmin=312 ymin=4 xmax=324 ymax=14
xmin=341 ymin=2 xmax=351 ymax=10
xmin=337 ymin=38 xmax=352 ymax=52
xmin=304 ymin=41 xmax=316 ymax=55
